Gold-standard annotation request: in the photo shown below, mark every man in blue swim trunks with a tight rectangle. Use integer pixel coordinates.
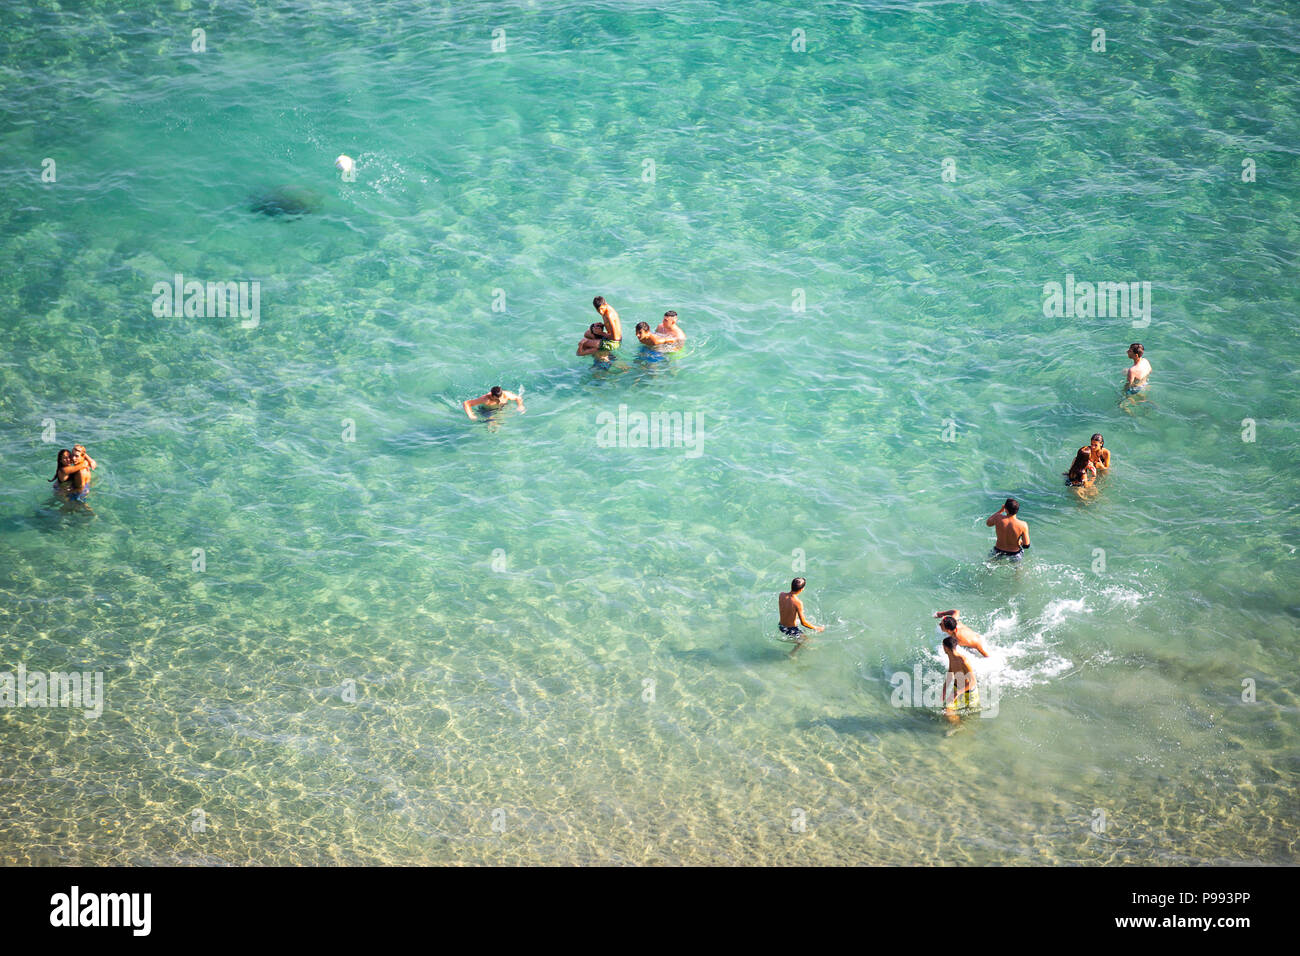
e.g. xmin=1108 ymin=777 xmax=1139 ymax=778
xmin=634 ymin=322 xmax=676 ymax=348
xmin=778 ymin=577 xmax=824 ymax=657
xmin=986 ymin=497 xmax=1030 ymax=561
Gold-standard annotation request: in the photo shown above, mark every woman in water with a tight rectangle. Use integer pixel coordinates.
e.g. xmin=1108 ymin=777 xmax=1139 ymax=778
xmin=1088 ymin=433 xmax=1110 ymax=472
xmin=1064 ymin=446 xmax=1097 ymax=497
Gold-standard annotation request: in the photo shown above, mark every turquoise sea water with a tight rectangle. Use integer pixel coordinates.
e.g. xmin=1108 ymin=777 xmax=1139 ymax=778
xmin=1 ymin=1 xmax=1297 ymax=864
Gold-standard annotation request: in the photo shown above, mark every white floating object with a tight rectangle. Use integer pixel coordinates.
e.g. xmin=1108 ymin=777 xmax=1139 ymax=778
xmin=335 ymin=154 xmax=355 ymax=177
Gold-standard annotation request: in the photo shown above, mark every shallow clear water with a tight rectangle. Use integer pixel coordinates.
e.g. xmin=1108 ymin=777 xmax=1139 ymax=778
xmin=1 ymin=0 xmax=1297 ymax=864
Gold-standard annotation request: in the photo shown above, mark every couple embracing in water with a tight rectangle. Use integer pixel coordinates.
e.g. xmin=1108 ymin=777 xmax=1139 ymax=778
xmin=577 ymin=296 xmax=685 ymax=359
xmin=50 ymin=444 xmax=97 ymax=503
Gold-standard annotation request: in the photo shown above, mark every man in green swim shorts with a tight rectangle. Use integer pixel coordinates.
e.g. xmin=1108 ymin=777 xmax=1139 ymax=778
xmin=592 ymin=295 xmax=621 ymax=351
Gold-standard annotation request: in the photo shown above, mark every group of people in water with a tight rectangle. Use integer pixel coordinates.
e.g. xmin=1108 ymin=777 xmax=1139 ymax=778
xmin=45 ymin=302 xmax=1153 ymax=722
xmin=779 ymin=341 xmax=1152 ymax=719
xmin=462 ymin=296 xmax=688 ymax=419
xmin=576 ymin=296 xmax=687 ymax=359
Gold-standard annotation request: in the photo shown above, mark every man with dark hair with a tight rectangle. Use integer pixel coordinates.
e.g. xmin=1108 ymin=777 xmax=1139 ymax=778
xmin=656 ymin=310 xmax=685 ymax=343
xmin=942 ymin=635 xmax=979 ymax=720
xmin=986 ymin=498 xmax=1030 ymax=561
xmin=591 ymin=295 xmax=621 ymax=352
xmin=578 ymin=321 xmax=615 ymax=358
xmin=634 ymin=321 xmax=676 ymax=347
xmin=933 ymin=609 xmax=990 ymax=657
xmin=778 ymin=577 xmax=824 ymax=657
xmin=462 ymin=385 xmax=524 ymax=419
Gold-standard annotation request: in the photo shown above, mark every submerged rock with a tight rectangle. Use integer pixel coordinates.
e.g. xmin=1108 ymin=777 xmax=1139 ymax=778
xmin=249 ymin=185 xmax=323 ymax=218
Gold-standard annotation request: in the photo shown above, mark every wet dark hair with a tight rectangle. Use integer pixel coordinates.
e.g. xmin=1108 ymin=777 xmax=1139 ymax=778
xmin=49 ymin=448 xmax=72 ymax=482
xmin=1091 ymin=433 xmax=1104 ymax=445
xmin=490 ymin=386 xmax=503 ymax=398
xmin=593 ymin=296 xmax=606 ymax=311
xmin=1004 ymin=498 xmax=1019 ymax=516
xmin=635 ymin=321 xmax=650 ymax=334
xmin=941 ymin=616 xmax=958 ymax=633
xmin=663 ymin=310 xmax=677 ymax=318
xmin=791 ymin=577 xmax=806 ymax=592
xmin=1067 ymin=447 xmax=1092 ymax=482
xmin=943 ymin=635 xmax=958 ymax=651
xmin=1129 ymin=342 xmax=1144 ymax=356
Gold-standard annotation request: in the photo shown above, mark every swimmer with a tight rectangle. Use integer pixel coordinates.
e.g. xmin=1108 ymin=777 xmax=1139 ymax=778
xmin=634 ymin=321 xmax=677 ymax=347
xmin=941 ymin=634 xmax=979 ymax=721
xmin=1088 ymin=433 xmax=1110 ymax=472
xmin=577 ymin=321 xmax=616 ymax=359
xmin=1064 ymin=446 xmax=1098 ymax=497
xmin=933 ymin=610 xmax=990 ymax=657
xmin=463 ymin=385 xmax=524 ymax=419
xmin=1123 ymin=342 xmax=1151 ymax=394
xmin=655 ymin=310 xmax=686 ymax=343
xmin=592 ymin=296 xmax=621 ymax=352
xmin=778 ymin=577 xmax=824 ymax=657
xmin=986 ymin=497 xmax=1030 ymax=561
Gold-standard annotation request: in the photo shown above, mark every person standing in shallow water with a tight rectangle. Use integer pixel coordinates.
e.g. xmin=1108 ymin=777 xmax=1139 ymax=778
xmin=1122 ymin=342 xmax=1151 ymax=409
xmin=592 ymin=296 xmax=621 ymax=352
xmin=778 ymin=577 xmax=824 ymax=657
xmin=942 ymin=635 xmax=979 ymax=722
xmin=986 ymin=497 xmax=1030 ymax=561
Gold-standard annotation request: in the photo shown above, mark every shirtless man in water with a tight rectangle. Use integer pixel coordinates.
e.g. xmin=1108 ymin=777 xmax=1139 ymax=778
xmin=933 ymin=610 xmax=990 ymax=657
xmin=942 ymin=635 xmax=979 ymax=721
xmin=463 ymin=385 xmax=524 ymax=419
xmin=986 ymin=497 xmax=1030 ymax=561
xmin=586 ymin=296 xmax=621 ymax=354
xmin=577 ymin=322 xmax=613 ymax=358
xmin=1124 ymin=342 xmax=1151 ymax=393
xmin=778 ymin=577 xmax=824 ymax=657
xmin=655 ymin=310 xmax=685 ymax=343
xmin=634 ymin=322 xmax=676 ymax=347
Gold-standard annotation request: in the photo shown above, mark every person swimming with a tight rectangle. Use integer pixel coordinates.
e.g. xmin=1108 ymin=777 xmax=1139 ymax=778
xmin=463 ymin=385 xmax=525 ymax=419
xmin=778 ymin=577 xmax=825 ymax=657
xmin=941 ymin=634 xmax=979 ymax=720
xmin=1088 ymin=433 xmax=1110 ymax=472
xmin=986 ymin=497 xmax=1030 ymax=560
xmin=933 ymin=610 xmax=990 ymax=657
xmin=1124 ymin=342 xmax=1151 ymax=394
